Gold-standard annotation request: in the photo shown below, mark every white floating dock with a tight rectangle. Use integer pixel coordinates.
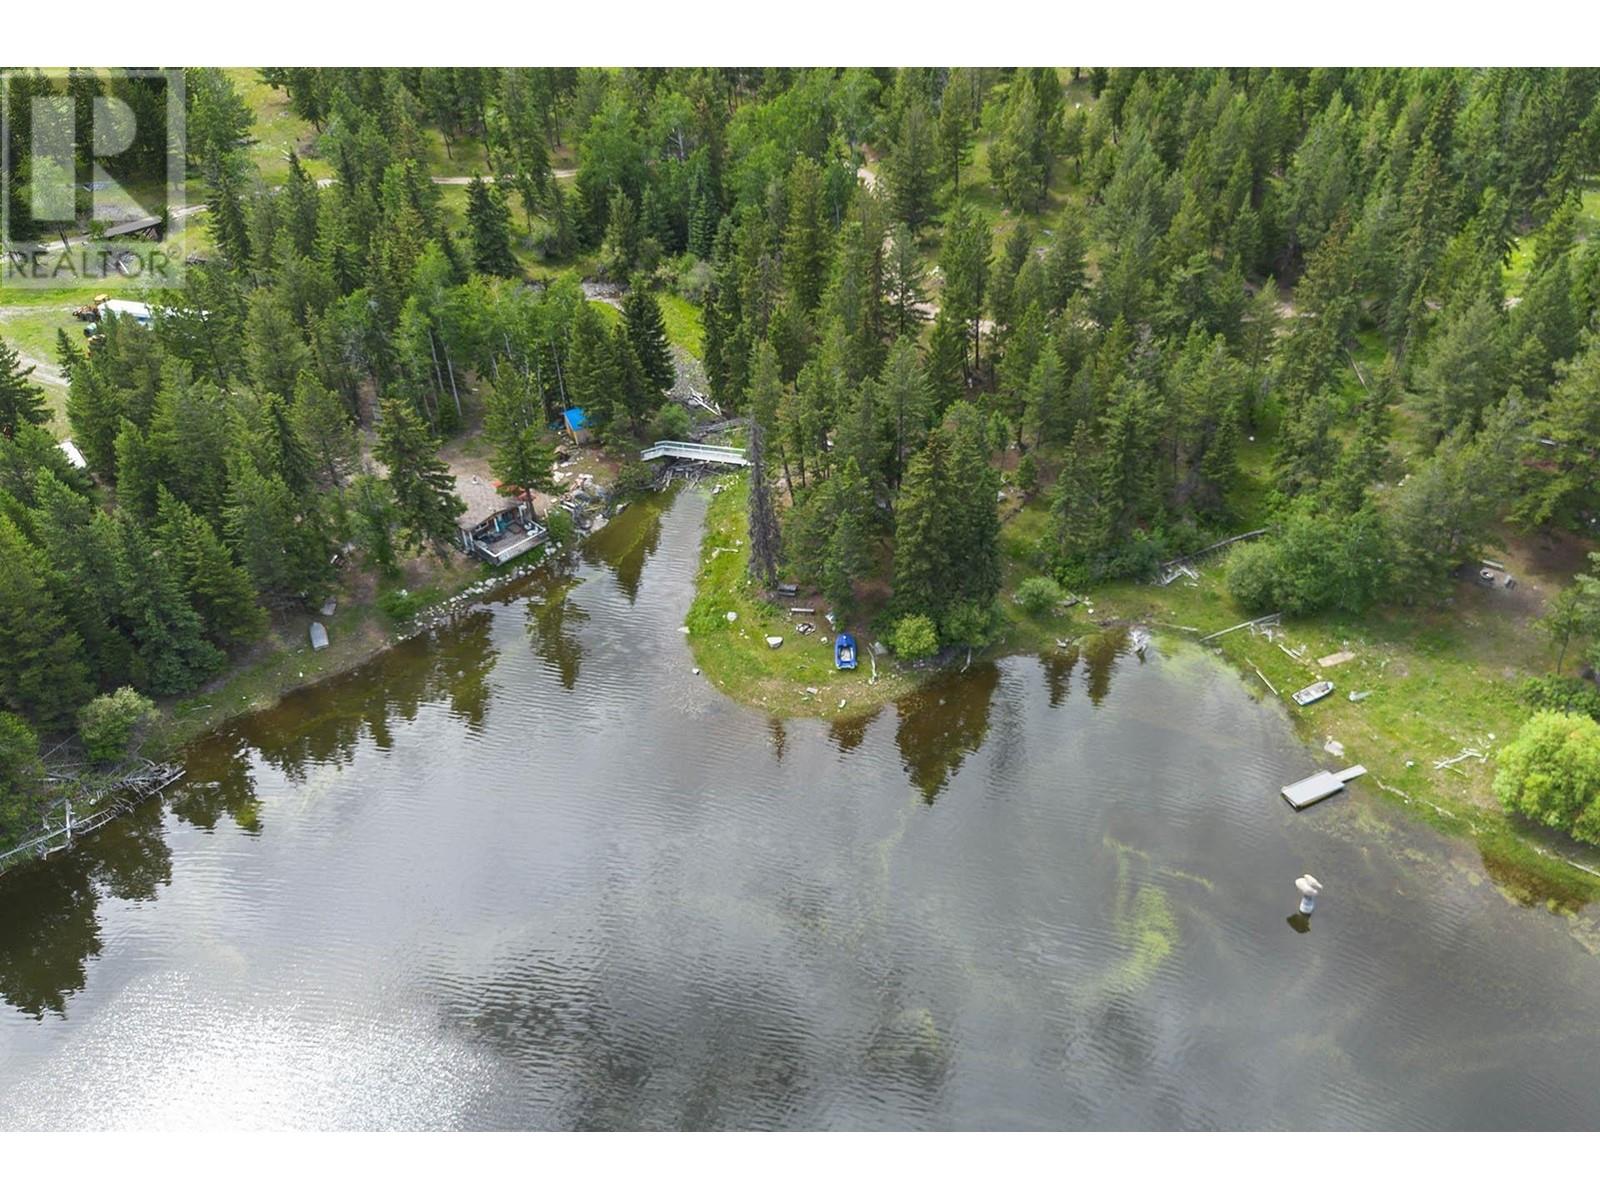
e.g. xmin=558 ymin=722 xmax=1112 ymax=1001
xmin=1281 ymin=765 xmax=1367 ymax=810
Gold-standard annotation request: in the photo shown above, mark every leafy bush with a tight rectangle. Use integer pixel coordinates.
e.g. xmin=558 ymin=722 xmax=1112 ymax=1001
xmin=614 ymin=461 xmax=657 ymax=499
xmin=1518 ymin=675 xmax=1600 ymax=722
xmin=1494 ymin=710 xmax=1600 ymax=844
xmin=675 ymin=256 xmax=713 ymax=304
xmin=891 ymin=613 xmax=940 ymax=660
xmin=1015 ymin=575 xmax=1066 ymax=616
xmin=544 ymin=507 xmax=574 ymax=546
xmin=77 ymin=687 xmax=157 ymax=765
xmin=1225 ymin=539 xmax=1281 ymax=612
xmin=653 ymin=404 xmax=692 ymax=442
xmin=377 ymin=586 xmax=440 ymax=624
xmin=1225 ymin=502 xmax=1392 ymax=616
xmin=941 ymin=601 xmax=996 ymax=648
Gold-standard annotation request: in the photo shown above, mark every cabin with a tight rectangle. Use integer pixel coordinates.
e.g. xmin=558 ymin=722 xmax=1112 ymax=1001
xmin=459 ymin=495 xmax=547 ymax=566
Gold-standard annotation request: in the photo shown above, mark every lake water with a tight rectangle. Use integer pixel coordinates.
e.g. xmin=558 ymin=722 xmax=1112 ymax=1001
xmin=3 ymin=487 xmax=1598 ymax=1130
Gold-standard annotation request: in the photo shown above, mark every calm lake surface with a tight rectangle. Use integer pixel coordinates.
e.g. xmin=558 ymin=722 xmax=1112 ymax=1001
xmin=3 ymin=488 xmax=1599 ymax=1131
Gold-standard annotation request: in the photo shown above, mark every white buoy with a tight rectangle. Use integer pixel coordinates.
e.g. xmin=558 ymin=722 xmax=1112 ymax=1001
xmin=1295 ymin=874 xmax=1323 ymax=914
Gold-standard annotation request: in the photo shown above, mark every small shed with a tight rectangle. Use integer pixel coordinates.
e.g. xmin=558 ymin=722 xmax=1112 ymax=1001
xmin=309 ymin=622 xmax=329 ymax=651
xmin=563 ymin=407 xmax=591 ymax=445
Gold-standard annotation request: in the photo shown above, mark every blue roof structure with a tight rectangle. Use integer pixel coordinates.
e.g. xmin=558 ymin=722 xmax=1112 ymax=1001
xmin=564 ymin=407 xmax=588 ymax=431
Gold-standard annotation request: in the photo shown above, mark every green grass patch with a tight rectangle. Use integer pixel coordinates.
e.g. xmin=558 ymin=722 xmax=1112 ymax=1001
xmin=685 ymin=476 xmax=921 ymax=718
xmin=988 ymin=516 xmax=1600 ymax=909
xmin=656 ymin=291 xmax=705 ymax=358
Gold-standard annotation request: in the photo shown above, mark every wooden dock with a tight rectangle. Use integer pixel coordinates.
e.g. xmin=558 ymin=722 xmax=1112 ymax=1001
xmin=1282 ymin=765 xmax=1368 ymax=810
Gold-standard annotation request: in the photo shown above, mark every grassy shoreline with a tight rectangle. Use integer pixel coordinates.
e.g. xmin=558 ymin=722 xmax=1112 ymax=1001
xmin=685 ymin=477 xmax=925 ymax=718
xmin=684 ymin=477 xmax=1600 ymax=909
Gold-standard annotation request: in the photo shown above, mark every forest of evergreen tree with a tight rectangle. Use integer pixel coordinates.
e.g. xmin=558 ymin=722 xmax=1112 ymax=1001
xmin=4 ymin=66 xmax=1600 ymax=848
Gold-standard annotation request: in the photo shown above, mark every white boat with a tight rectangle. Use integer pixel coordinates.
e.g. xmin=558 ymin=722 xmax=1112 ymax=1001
xmin=1292 ymin=680 xmax=1334 ymax=706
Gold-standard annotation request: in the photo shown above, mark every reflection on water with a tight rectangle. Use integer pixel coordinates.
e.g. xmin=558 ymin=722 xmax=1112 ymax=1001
xmin=1041 ymin=646 xmax=1080 ymax=708
xmin=3 ymin=486 xmax=1600 ymax=1131
xmin=893 ymin=664 xmax=1000 ymax=802
xmin=525 ymin=568 xmax=588 ymax=691
xmin=0 ymin=798 xmax=171 ymax=1018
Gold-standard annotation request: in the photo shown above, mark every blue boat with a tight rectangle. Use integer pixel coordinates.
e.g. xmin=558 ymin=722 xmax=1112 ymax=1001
xmin=834 ymin=633 xmax=858 ymax=670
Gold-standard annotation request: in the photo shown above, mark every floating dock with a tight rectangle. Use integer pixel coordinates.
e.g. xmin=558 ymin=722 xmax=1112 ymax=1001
xmin=1281 ymin=765 xmax=1367 ymax=810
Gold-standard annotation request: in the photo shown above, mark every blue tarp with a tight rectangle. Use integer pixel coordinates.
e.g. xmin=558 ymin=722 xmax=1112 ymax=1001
xmin=563 ymin=407 xmax=588 ymax=432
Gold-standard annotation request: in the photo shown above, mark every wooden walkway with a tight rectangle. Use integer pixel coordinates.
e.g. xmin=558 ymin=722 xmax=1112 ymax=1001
xmin=640 ymin=441 xmax=748 ymax=466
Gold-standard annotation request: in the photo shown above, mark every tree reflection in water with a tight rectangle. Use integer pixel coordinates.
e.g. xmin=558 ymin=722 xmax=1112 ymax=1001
xmin=1041 ymin=645 xmax=1080 ymax=708
xmin=0 ymin=798 xmax=172 ymax=1017
xmin=1081 ymin=627 xmax=1127 ymax=707
xmin=525 ymin=569 xmax=588 ymax=691
xmin=826 ymin=711 xmax=877 ymax=756
xmin=893 ymin=663 xmax=1000 ymax=803
xmin=583 ymin=502 xmax=664 ymax=606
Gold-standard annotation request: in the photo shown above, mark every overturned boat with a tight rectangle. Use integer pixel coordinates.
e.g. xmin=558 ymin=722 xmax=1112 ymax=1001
xmin=1292 ymin=680 xmax=1334 ymax=706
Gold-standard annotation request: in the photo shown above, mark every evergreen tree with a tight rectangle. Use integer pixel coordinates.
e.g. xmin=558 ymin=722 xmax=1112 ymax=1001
xmin=623 ymin=282 xmax=675 ymax=394
xmin=880 ymin=337 xmax=933 ymax=487
xmin=291 ymin=370 xmax=360 ymax=491
xmin=224 ymin=453 xmax=332 ymax=604
xmin=260 ymin=391 xmax=317 ymax=498
xmin=108 ymin=512 xmax=224 ymax=695
xmin=990 ymin=72 xmax=1048 ymax=212
xmin=349 ymin=473 xmax=401 ymax=580
xmin=782 ymin=157 xmax=830 ymax=313
xmin=936 ymin=69 xmax=977 ymax=191
xmin=1521 ymin=333 xmax=1600 ymax=529
xmin=746 ymin=411 xmax=783 ymax=589
xmin=466 ymin=177 xmax=519 ymax=277
xmin=0 ymin=513 xmax=92 ymax=727
xmin=0 ymin=337 xmax=48 ymax=435
xmin=484 ymin=370 xmax=555 ymax=501
xmin=565 ymin=303 xmax=623 ymax=432
xmin=884 ymin=223 xmax=928 ymax=338
xmin=374 ymin=397 xmax=467 ymax=553
xmin=1417 ymin=295 xmax=1506 ymax=443
xmin=27 ymin=470 xmax=138 ymax=687
xmin=156 ymin=488 xmax=267 ymax=646
xmin=1041 ymin=206 xmax=1089 ymax=314
xmin=885 ymin=96 xmax=938 ymax=232
xmin=891 ymin=427 xmax=954 ymax=620
xmin=939 ymin=205 xmax=992 ymax=377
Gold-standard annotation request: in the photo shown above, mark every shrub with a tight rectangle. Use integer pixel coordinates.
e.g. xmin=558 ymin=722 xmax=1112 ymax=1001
xmin=545 ymin=506 xmax=574 ymax=546
xmin=942 ymin=601 xmax=996 ymax=648
xmin=1226 ymin=539 xmax=1281 ymax=613
xmin=891 ymin=613 xmax=940 ymax=660
xmin=1225 ymin=502 xmax=1392 ymax=617
xmin=1494 ymin=710 xmax=1600 ymax=845
xmin=77 ymin=688 xmax=157 ymax=766
xmin=377 ymin=586 xmax=439 ymax=624
xmin=1518 ymin=675 xmax=1600 ymax=722
xmin=1015 ymin=575 xmax=1065 ymax=617
xmin=614 ymin=461 xmax=656 ymax=499
xmin=675 ymin=256 xmax=713 ymax=304
xmin=653 ymin=404 xmax=692 ymax=442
